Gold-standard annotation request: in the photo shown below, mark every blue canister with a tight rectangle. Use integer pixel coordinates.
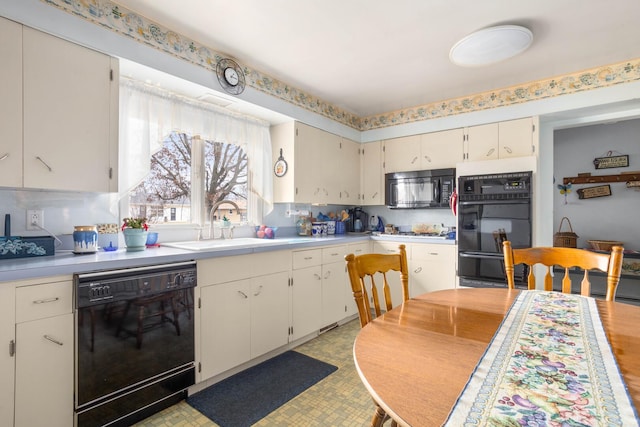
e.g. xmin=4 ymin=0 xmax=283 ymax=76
xmin=73 ymin=225 xmax=98 ymax=254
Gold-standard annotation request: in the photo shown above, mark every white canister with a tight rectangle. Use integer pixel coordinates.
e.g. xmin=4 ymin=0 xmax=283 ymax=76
xmin=312 ymin=222 xmax=323 ymax=237
xmin=326 ymin=220 xmax=336 ymax=235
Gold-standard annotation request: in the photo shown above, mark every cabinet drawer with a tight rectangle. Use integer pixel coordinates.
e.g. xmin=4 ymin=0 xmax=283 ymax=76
xmin=16 ymin=280 xmax=72 ymax=323
xmin=322 ymin=245 xmax=347 ymax=264
xmin=198 ymin=255 xmax=254 ymax=285
xmin=411 ymin=243 xmax=456 ymax=260
xmin=292 ymin=249 xmax=322 ymax=269
xmin=252 ymin=250 xmax=291 ymax=275
xmin=347 ymin=242 xmax=370 ymax=257
xmin=373 ymin=241 xmax=404 ymax=254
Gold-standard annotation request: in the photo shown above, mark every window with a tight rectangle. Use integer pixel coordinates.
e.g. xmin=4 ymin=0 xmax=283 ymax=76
xmin=128 ymin=131 xmax=248 ymax=226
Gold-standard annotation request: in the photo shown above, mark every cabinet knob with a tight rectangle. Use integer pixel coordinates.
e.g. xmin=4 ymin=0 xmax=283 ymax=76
xmin=36 ymin=156 xmax=53 ymax=172
xmin=0 ymin=153 xmax=8 ymax=161
xmin=414 ymin=267 xmax=423 ymax=274
xmin=504 ymin=146 xmax=513 ymax=154
xmin=237 ymin=290 xmax=248 ymax=299
xmin=485 ymin=148 xmax=495 ymax=157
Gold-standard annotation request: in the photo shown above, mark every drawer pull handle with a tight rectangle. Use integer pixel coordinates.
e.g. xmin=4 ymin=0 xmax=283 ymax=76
xmin=330 ymin=253 xmax=339 ymax=256
xmin=36 ymin=156 xmax=53 ymax=172
xmin=304 ymin=256 xmax=313 ymax=260
xmin=237 ymin=291 xmax=248 ymax=299
xmin=253 ymin=285 xmax=263 ymax=296
xmin=44 ymin=335 xmax=64 ymax=346
xmin=33 ymin=297 xmax=60 ymax=304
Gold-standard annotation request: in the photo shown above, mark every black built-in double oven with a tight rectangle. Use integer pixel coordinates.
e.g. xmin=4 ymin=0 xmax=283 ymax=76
xmin=457 ymin=171 xmax=532 ymax=288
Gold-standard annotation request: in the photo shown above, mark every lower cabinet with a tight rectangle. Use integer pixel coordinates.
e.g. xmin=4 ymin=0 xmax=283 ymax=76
xmin=373 ymin=241 xmax=457 ymax=299
xmin=12 ymin=278 xmax=74 ymax=427
xmin=291 ymin=249 xmax=323 ymax=340
xmin=198 ymin=251 xmax=291 ymax=380
xmin=409 ymin=243 xmax=457 ymax=295
xmin=0 ymin=286 xmax=15 ymax=425
xmin=15 ymin=313 xmax=73 ymax=427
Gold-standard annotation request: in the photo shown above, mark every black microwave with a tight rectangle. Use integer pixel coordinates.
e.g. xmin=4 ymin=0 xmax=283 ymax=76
xmin=385 ymin=168 xmax=456 ymax=209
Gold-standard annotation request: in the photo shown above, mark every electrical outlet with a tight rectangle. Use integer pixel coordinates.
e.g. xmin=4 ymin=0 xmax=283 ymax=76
xmin=26 ymin=210 xmax=44 ymax=231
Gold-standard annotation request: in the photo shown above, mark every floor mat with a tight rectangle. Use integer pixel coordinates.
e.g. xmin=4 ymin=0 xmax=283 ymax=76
xmin=187 ymin=350 xmax=338 ymax=427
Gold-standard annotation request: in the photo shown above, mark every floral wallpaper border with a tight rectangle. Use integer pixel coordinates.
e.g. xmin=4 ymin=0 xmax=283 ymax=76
xmin=43 ymin=0 xmax=640 ymax=131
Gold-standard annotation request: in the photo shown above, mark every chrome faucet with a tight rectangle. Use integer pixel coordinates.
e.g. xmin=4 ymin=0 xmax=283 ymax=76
xmin=207 ymin=199 xmax=240 ymax=239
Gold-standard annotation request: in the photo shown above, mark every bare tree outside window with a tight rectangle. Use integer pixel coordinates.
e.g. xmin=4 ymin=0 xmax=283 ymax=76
xmin=129 ymin=132 xmax=248 ymax=224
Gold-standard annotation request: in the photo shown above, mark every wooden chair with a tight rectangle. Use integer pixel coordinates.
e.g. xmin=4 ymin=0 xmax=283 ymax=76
xmin=345 ymin=244 xmax=410 ymax=328
xmin=502 ymin=240 xmax=624 ymax=301
xmin=345 ymin=244 xmax=409 ymax=427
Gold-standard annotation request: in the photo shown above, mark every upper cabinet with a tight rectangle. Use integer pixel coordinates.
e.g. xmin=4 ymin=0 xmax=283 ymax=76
xmin=420 ymin=128 xmax=465 ymax=169
xmin=271 ymin=121 xmax=361 ymax=204
xmin=360 ymin=140 xmax=383 ymax=206
xmin=0 ymin=18 xmax=119 ymax=192
xmin=463 ymin=117 xmax=538 ymax=162
xmin=0 ymin=17 xmax=23 ymax=188
xmin=382 ymin=134 xmax=421 ymax=173
xmin=383 ymin=129 xmax=465 ymax=174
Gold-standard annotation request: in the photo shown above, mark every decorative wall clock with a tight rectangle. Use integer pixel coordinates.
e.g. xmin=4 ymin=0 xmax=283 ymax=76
xmin=216 ymin=58 xmax=246 ymax=95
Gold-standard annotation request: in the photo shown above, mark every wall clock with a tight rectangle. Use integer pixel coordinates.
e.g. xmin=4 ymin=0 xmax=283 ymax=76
xmin=216 ymin=58 xmax=246 ymax=95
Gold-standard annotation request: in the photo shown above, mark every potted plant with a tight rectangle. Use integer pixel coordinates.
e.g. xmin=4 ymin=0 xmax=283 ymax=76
xmin=121 ymin=217 xmax=149 ymax=251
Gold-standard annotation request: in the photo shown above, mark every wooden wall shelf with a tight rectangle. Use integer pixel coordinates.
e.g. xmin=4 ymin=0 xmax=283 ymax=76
xmin=563 ymin=172 xmax=640 ymax=185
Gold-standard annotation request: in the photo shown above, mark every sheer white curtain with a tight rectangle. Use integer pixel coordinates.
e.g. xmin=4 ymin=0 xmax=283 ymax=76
xmin=118 ymin=79 xmax=273 ymax=224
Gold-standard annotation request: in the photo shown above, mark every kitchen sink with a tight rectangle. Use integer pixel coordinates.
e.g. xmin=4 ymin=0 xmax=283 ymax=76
xmin=163 ymin=238 xmax=282 ymax=251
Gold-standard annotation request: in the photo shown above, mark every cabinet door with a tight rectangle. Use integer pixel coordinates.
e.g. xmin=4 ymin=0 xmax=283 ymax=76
xmin=384 ymin=135 xmax=421 ymax=173
xmin=361 ymin=141 xmax=383 ymax=205
xmin=0 ymin=286 xmax=15 ymax=424
xmin=291 ymin=265 xmax=322 ymax=340
xmin=498 ymin=117 xmax=534 ymax=158
xmin=321 ymin=261 xmax=347 ymax=327
xmin=409 ymin=244 xmax=457 ymax=296
xmin=250 ymin=272 xmax=289 ymax=358
xmin=464 ymin=123 xmax=499 ymax=161
xmin=0 ymin=17 xmax=23 ymax=187
xmin=421 ymin=128 xmax=464 ymax=169
xmin=294 ymin=122 xmax=330 ymax=203
xmin=15 ymin=313 xmax=73 ymax=427
xmin=338 ymin=137 xmax=361 ymax=204
xmin=199 ymin=280 xmax=251 ymax=379
xmin=23 ymin=27 xmax=116 ymax=192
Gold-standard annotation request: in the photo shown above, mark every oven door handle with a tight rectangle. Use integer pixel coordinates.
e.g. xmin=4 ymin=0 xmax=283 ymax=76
xmin=459 ymin=199 xmax=530 ymax=206
xmin=459 ymin=252 xmax=505 ymax=260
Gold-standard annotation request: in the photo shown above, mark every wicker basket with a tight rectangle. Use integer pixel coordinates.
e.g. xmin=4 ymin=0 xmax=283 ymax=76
xmin=554 ymin=217 xmax=578 ymax=248
xmin=588 ymin=240 xmax=624 ymax=251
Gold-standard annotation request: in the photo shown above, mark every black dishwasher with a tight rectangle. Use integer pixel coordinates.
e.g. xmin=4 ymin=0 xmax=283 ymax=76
xmin=74 ymin=261 xmax=196 ymax=427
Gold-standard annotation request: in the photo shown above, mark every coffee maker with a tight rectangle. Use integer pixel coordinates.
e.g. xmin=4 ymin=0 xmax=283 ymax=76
xmin=347 ymin=207 xmax=368 ymax=233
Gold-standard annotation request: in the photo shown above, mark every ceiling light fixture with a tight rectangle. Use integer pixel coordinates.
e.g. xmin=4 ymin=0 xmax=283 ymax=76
xmin=449 ymin=25 xmax=533 ymax=67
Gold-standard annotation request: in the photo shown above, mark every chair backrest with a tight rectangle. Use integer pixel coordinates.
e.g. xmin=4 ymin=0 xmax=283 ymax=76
xmin=502 ymin=240 xmax=624 ymax=301
xmin=345 ymin=244 xmax=410 ymax=328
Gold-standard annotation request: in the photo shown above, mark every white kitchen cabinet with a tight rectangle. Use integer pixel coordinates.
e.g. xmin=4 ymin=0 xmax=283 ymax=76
xmin=383 ymin=134 xmax=421 ymax=173
xmin=0 ymin=17 xmax=23 ymax=188
xmin=198 ymin=251 xmax=291 ymax=380
xmin=360 ymin=140 xmax=384 ymax=206
xmin=409 ymin=243 xmax=457 ymax=296
xmin=271 ymin=121 xmax=346 ymax=204
xmin=0 ymin=286 xmax=15 ymax=425
xmin=291 ymin=249 xmax=322 ymax=340
xmin=463 ymin=118 xmax=537 ymax=161
xmin=200 ymin=279 xmax=251 ymax=379
xmin=14 ymin=313 xmax=73 ymax=427
xmin=463 ymin=123 xmax=499 ymax=161
xmin=337 ymin=137 xmax=361 ymax=204
xmin=321 ymin=246 xmax=349 ymax=327
xmin=14 ymin=278 xmax=73 ymax=427
xmin=22 ymin=26 xmax=118 ymax=192
xmin=420 ymin=128 xmax=465 ymax=169
xmin=250 ymin=271 xmax=289 ymax=358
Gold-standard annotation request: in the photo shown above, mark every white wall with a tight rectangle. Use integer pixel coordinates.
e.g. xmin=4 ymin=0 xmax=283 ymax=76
xmin=553 ymin=119 xmax=640 ymax=250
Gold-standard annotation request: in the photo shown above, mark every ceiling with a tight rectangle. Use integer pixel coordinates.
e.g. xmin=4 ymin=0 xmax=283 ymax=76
xmin=114 ymin=0 xmax=640 ymax=121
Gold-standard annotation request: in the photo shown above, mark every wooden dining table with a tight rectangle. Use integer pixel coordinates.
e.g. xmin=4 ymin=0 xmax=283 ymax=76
xmin=352 ymin=288 xmax=640 ymax=426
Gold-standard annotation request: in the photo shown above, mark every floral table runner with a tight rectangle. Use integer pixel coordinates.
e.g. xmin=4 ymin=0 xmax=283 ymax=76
xmin=445 ymin=291 xmax=639 ymax=426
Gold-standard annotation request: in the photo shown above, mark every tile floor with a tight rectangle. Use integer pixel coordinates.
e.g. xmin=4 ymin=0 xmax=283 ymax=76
xmin=133 ymin=319 xmax=375 ymax=426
